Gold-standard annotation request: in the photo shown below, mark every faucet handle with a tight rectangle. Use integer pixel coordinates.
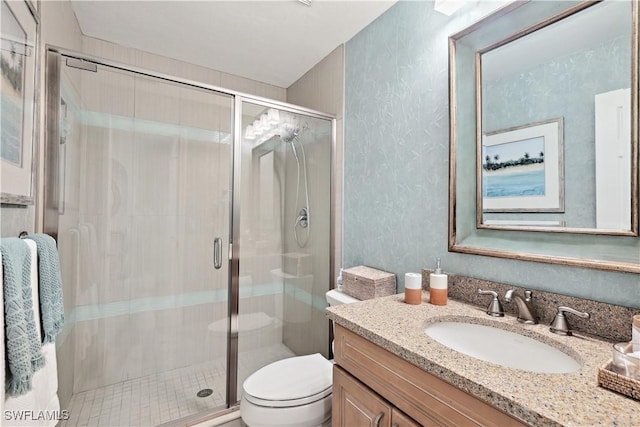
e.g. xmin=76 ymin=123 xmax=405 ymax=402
xmin=550 ymin=306 xmax=590 ymax=336
xmin=478 ymin=289 xmax=504 ymax=317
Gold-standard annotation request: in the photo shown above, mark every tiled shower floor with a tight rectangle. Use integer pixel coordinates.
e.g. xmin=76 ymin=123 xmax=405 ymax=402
xmin=60 ymin=344 xmax=295 ymax=427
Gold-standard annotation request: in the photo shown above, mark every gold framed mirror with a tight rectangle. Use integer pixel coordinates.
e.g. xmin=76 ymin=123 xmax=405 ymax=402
xmin=449 ymin=0 xmax=639 ymax=273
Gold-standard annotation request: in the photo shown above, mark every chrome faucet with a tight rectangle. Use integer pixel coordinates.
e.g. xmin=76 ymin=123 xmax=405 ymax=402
xmin=504 ymin=290 xmax=538 ymax=324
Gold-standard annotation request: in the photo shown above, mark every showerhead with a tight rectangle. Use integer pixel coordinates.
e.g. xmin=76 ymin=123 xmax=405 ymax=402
xmin=280 ymin=122 xmax=300 ymax=144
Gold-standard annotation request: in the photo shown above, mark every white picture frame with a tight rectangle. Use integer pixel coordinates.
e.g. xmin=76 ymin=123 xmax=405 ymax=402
xmin=481 ymin=117 xmax=564 ymax=213
xmin=1 ymin=0 xmax=38 ymax=205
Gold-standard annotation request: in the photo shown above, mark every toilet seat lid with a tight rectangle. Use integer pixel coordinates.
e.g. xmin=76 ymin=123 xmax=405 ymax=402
xmin=243 ymin=353 xmax=332 ymax=407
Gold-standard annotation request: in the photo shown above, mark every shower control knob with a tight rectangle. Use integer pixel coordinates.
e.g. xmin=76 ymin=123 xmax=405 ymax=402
xmin=296 ymin=207 xmax=309 ymax=228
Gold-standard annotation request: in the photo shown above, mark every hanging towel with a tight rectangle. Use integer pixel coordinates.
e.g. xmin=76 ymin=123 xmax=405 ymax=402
xmin=4 ymin=240 xmax=61 ymax=427
xmin=25 ymin=234 xmax=65 ymax=343
xmin=1 ymin=238 xmax=44 ymax=396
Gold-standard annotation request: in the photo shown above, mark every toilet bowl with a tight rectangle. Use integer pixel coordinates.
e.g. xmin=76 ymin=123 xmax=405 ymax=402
xmin=240 ymin=289 xmax=359 ymax=427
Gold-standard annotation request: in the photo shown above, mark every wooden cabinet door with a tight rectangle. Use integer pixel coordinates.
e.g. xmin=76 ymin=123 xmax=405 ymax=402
xmin=333 ymin=365 xmax=392 ymax=427
xmin=391 ymin=408 xmax=421 ymax=427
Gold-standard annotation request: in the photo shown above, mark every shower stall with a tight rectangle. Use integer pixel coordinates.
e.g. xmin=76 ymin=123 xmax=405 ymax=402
xmin=44 ymin=49 xmax=334 ymax=426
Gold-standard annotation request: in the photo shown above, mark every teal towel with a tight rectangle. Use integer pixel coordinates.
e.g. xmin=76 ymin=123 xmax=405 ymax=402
xmin=1 ymin=238 xmax=44 ymax=396
xmin=26 ymin=234 xmax=65 ymax=343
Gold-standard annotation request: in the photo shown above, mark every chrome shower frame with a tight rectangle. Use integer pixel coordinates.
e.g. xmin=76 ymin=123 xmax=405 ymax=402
xmin=43 ymin=46 xmax=337 ymax=419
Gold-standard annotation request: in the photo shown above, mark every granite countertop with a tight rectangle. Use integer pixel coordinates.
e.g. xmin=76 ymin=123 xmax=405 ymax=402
xmin=326 ymin=292 xmax=640 ymax=427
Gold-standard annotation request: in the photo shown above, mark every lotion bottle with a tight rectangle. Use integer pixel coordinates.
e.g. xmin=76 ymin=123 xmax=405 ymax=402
xmin=429 ymin=258 xmax=448 ymax=306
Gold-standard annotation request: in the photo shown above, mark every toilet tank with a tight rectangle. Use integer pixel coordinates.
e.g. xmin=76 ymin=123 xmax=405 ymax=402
xmin=326 ymin=289 xmax=360 ymax=307
xmin=326 ymin=289 xmax=359 ymax=354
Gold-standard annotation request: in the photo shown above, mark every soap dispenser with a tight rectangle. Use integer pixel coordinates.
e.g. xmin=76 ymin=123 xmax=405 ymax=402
xmin=429 ymin=258 xmax=448 ymax=306
xmin=336 ymin=268 xmax=344 ymax=291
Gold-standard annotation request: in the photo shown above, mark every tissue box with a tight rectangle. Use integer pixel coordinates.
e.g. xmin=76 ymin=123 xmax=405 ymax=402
xmin=342 ymin=266 xmax=396 ymax=300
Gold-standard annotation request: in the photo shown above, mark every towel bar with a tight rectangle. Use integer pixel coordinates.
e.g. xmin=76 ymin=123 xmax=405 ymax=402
xmin=18 ymin=231 xmax=28 ymax=239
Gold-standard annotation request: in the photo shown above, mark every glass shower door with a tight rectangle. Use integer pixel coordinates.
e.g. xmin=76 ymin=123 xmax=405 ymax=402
xmin=234 ymin=100 xmax=333 ymax=402
xmin=51 ymin=53 xmax=234 ymax=426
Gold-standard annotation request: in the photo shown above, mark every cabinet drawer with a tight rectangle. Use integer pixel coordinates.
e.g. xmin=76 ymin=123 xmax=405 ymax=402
xmin=334 ymin=325 xmax=527 ymax=427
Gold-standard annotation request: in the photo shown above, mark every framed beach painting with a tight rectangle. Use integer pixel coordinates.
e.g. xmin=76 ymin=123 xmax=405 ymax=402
xmin=1 ymin=0 xmax=38 ymax=205
xmin=481 ymin=117 xmax=564 ymax=213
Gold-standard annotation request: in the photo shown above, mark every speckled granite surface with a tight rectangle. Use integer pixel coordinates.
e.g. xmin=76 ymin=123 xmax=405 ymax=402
xmin=327 ymin=293 xmax=640 ymax=427
xmin=422 ymin=270 xmax=640 ymax=343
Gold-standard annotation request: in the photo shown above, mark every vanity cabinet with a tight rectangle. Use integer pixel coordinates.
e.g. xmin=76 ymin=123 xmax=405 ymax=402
xmin=332 ymin=324 xmax=528 ymax=427
xmin=333 ymin=366 xmax=420 ymax=427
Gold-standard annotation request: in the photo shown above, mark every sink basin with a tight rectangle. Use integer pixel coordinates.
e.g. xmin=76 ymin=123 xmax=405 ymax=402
xmin=424 ymin=321 xmax=581 ymax=374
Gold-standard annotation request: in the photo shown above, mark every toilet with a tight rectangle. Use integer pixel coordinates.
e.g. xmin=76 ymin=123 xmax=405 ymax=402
xmin=240 ymin=288 xmax=360 ymax=427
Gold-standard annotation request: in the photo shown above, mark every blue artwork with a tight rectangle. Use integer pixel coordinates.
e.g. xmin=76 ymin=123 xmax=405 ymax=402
xmin=482 ymin=136 xmax=545 ymax=198
xmin=1 ymin=0 xmax=26 ymax=166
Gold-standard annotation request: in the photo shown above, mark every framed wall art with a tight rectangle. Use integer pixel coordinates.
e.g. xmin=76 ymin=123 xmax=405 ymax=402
xmin=481 ymin=117 xmax=564 ymax=213
xmin=1 ymin=0 xmax=38 ymax=205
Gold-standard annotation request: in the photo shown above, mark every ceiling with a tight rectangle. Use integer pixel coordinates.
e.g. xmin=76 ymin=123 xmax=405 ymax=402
xmin=70 ymin=0 xmax=397 ymax=88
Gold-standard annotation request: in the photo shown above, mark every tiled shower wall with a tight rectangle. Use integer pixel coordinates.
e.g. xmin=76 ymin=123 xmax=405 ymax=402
xmin=281 ymin=121 xmax=332 ymax=357
xmin=288 ymin=45 xmax=345 ymax=283
xmin=286 ymin=46 xmax=344 ymax=357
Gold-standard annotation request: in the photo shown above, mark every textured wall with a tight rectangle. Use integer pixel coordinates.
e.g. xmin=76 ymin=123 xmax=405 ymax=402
xmin=343 ymin=1 xmax=640 ymax=308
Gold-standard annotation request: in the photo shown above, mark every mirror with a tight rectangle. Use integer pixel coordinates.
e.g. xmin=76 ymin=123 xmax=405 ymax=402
xmin=449 ymin=0 xmax=639 ymax=272
xmin=478 ymin=0 xmax=636 ymax=234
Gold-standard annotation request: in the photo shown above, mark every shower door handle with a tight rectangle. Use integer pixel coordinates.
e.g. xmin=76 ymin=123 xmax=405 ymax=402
xmin=213 ymin=237 xmax=222 ymax=269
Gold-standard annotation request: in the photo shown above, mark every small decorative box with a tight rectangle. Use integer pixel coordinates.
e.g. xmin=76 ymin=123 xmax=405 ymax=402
xmin=598 ymin=361 xmax=640 ymax=401
xmin=342 ymin=266 xmax=397 ymax=300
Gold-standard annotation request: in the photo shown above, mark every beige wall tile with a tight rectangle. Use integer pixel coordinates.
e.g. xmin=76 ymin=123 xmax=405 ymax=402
xmin=73 ymin=319 xmax=103 ymax=392
xmin=287 ymin=45 xmax=344 ymax=286
xmin=55 ymin=324 xmax=75 ymax=409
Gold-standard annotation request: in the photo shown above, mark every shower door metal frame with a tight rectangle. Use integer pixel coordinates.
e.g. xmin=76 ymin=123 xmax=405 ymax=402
xmin=229 ymin=96 xmax=337 ymax=406
xmin=43 ymin=46 xmax=337 ymax=415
